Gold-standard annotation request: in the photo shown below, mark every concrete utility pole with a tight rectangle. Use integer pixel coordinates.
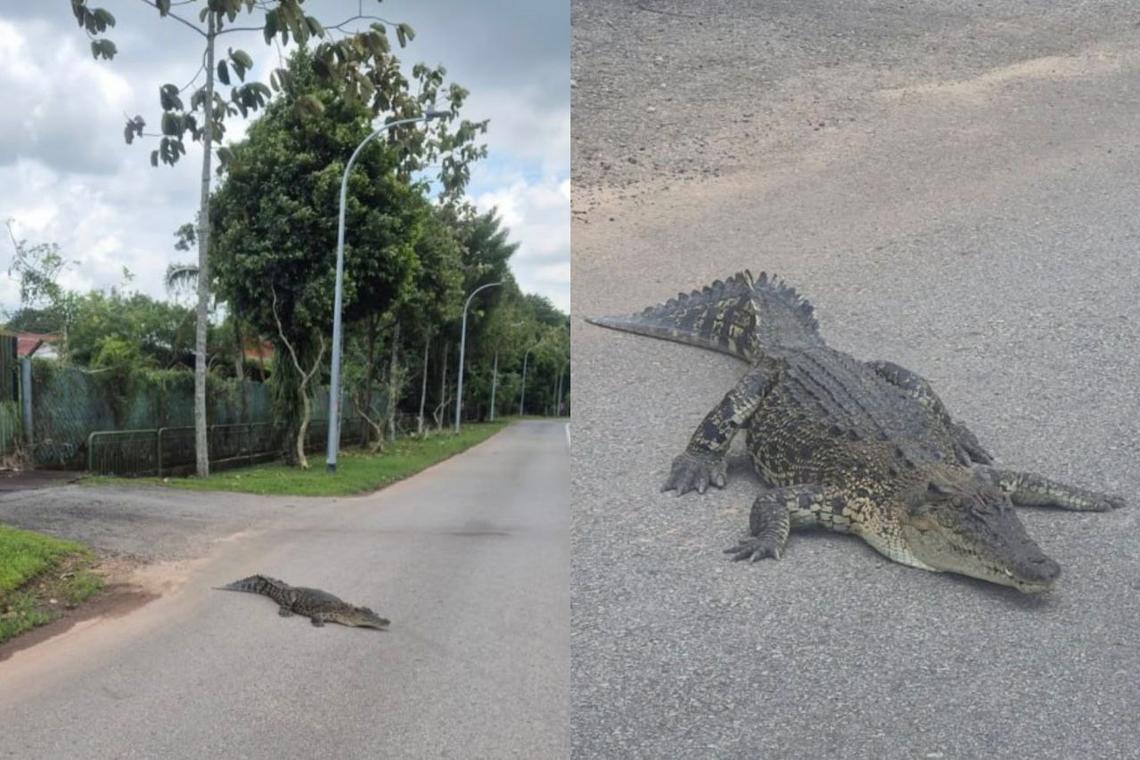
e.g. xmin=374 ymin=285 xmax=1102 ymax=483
xmin=326 ymin=110 xmax=445 ymax=473
xmin=454 ymin=281 xmax=502 ymax=433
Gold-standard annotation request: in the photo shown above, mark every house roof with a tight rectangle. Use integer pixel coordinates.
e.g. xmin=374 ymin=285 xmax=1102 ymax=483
xmin=14 ymin=332 xmax=59 ymax=358
xmin=243 ymin=339 xmax=275 ymax=361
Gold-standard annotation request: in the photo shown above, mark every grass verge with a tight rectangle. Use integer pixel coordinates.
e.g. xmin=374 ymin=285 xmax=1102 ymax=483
xmin=0 ymin=524 xmax=103 ymax=646
xmin=85 ymin=419 xmax=511 ymax=497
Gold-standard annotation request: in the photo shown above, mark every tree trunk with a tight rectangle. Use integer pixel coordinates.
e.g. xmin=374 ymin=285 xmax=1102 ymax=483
xmin=361 ymin=314 xmax=378 ymax=446
xmin=193 ymin=13 xmax=217 ymax=477
xmin=231 ymin=314 xmax=244 ymax=381
xmin=557 ymin=364 xmax=566 ymax=416
xmin=519 ymin=350 xmax=529 ymax=416
xmin=296 ymin=388 xmax=311 ymax=468
xmin=489 ymin=350 xmax=498 ymax=421
xmin=417 ymin=332 xmax=430 ymax=436
xmin=271 ymin=286 xmax=325 ymax=470
xmin=436 ymin=340 xmax=449 ymax=432
xmin=386 ymin=320 xmax=400 ymax=442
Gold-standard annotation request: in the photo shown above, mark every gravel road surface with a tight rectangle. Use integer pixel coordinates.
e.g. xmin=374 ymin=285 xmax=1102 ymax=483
xmin=0 ymin=421 xmax=568 ymax=759
xmin=572 ymin=3 xmax=1140 ymax=758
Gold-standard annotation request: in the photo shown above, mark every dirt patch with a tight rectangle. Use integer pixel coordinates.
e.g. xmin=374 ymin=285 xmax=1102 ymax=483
xmin=0 ymin=469 xmax=82 ymax=492
xmin=0 ymin=584 xmax=157 ymax=663
xmin=0 ymin=555 xmax=156 ymax=663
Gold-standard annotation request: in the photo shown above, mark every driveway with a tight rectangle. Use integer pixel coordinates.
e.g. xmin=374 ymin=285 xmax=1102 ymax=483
xmin=0 ymin=421 xmax=569 ymax=759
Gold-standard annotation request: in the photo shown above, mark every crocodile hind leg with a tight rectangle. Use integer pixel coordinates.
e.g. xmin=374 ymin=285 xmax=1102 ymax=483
xmin=278 ymin=606 xmax=294 ymax=617
xmin=725 ymin=484 xmax=848 ymax=561
xmin=867 ymin=360 xmax=993 ymax=465
xmin=978 ymin=467 xmax=1126 ymax=512
xmin=664 ymin=359 xmax=781 ymax=495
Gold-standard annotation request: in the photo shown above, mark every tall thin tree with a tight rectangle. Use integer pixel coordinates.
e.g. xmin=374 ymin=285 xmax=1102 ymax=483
xmin=71 ymin=0 xmax=470 ymax=475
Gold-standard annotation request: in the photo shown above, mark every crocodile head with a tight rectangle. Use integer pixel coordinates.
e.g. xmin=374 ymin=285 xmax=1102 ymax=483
xmin=332 ymin=605 xmax=391 ymax=630
xmin=901 ymin=469 xmax=1061 ymax=593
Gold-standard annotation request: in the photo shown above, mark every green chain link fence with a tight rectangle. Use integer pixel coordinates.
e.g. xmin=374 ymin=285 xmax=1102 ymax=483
xmin=26 ymin=360 xmax=384 ymax=475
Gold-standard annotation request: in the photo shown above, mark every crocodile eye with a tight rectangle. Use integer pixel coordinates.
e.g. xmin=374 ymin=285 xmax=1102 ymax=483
xmin=910 ymin=513 xmax=936 ymax=531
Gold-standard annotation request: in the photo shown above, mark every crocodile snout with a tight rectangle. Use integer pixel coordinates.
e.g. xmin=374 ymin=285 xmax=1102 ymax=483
xmin=1020 ymin=554 xmax=1061 ymax=584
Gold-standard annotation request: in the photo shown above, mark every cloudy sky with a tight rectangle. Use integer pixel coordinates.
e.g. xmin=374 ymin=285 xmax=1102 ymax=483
xmin=0 ymin=0 xmax=569 ymax=315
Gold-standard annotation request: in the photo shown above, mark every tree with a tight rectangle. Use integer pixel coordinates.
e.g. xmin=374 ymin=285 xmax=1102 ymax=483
xmin=477 ymin=297 xmax=530 ymax=420
xmin=393 ymin=205 xmax=463 ymax=436
xmin=73 ymin=0 xmax=486 ymax=476
xmin=209 ymin=48 xmax=482 ymax=464
xmin=444 ymin=206 xmax=518 ymax=423
xmin=4 ymin=220 xmax=73 ymax=313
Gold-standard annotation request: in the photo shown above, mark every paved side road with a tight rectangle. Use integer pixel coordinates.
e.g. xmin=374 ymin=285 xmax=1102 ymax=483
xmin=0 ymin=421 xmax=568 ymax=759
xmin=572 ymin=3 xmax=1140 ymax=759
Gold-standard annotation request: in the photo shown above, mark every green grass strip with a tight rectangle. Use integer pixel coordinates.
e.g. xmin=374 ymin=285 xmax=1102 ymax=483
xmin=85 ymin=419 xmax=512 ymax=497
xmin=0 ymin=524 xmax=103 ymax=645
xmin=0 ymin=525 xmax=89 ymax=596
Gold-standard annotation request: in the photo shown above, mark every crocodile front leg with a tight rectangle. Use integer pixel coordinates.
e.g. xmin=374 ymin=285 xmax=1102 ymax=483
xmin=725 ymin=484 xmax=845 ymax=561
xmin=663 ymin=359 xmax=781 ymax=495
xmin=867 ymin=360 xmax=993 ymax=465
xmin=978 ymin=467 xmax=1126 ymax=512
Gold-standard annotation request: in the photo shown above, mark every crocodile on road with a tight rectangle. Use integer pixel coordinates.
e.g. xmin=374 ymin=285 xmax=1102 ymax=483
xmin=588 ymin=270 xmax=1125 ymax=593
xmin=216 ymin=575 xmax=390 ymax=629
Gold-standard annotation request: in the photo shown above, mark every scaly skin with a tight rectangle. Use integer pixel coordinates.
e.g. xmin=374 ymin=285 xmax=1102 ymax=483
xmin=216 ymin=575 xmax=390 ymax=629
xmin=588 ymin=270 xmax=1126 ymax=593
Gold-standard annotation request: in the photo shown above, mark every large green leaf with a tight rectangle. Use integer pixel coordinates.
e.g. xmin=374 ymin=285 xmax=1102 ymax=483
xmin=159 ymin=84 xmax=182 ymax=111
xmin=395 ymin=22 xmax=415 ymax=47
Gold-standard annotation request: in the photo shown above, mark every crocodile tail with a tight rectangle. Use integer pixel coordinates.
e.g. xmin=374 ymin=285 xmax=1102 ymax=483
xmin=586 ymin=270 xmax=819 ymax=360
xmin=215 ymin=574 xmax=290 ymax=596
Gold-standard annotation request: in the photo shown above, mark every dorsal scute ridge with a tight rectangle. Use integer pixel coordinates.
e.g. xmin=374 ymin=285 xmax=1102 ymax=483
xmin=587 ymin=267 xmax=822 ymax=361
xmin=755 ymin=271 xmax=820 ymax=334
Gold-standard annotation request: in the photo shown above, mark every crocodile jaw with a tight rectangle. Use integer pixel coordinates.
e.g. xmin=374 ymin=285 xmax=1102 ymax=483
xmin=331 ymin=609 xmax=390 ymax=629
xmin=901 ymin=518 xmax=1060 ymax=593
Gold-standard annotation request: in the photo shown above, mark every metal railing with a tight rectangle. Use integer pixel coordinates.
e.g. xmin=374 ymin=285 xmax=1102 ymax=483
xmin=87 ymin=418 xmax=367 ymax=476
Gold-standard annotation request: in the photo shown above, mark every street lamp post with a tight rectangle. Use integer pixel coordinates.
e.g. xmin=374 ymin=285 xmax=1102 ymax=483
xmin=326 ymin=110 xmax=446 ymax=473
xmin=454 ymin=281 xmax=503 ymax=433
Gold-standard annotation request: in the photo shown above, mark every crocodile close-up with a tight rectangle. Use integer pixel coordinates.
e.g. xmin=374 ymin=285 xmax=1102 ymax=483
xmin=215 ymin=575 xmax=390 ymax=629
xmin=588 ymin=271 xmax=1126 ymax=593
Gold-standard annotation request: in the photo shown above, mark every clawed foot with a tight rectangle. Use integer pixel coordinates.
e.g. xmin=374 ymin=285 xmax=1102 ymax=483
xmin=662 ymin=450 xmax=727 ymax=495
xmin=724 ymin=535 xmax=781 ymax=562
xmin=951 ymin=422 xmax=993 ymax=465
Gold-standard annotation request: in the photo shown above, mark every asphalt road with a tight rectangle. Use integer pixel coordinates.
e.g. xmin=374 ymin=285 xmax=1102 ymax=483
xmin=572 ymin=3 xmax=1140 ymax=759
xmin=0 ymin=421 xmax=568 ymax=759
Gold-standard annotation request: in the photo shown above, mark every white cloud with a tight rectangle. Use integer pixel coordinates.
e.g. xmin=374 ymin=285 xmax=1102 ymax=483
xmin=466 ymin=85 xmax=570 ymax=177
xmin=1 ymin=155 xmax=200 ymax=311
xmin=0 ymin=4 xmax=568 ymax=317
xmin=0 ymin=19 xmax=135 ymax=175
xmin=472 ymin=170 xmax=570 ymax=312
